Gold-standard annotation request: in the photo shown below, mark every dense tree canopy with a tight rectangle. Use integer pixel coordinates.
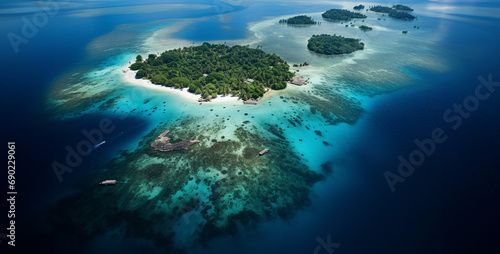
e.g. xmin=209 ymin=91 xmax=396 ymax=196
xmin=321 ymin=9 xmax=367 ymax=21
xmin=353 ymin=4 xmax=365 ymax=10
xmin=369 ymin=5 xmax=393 ymax=13
xmin=359 ymin=25 xmax=373 ymax=31
xmin=307 ymin=34 xmax=364 ymax=55
xmin=279 ymin=15 xmax=318 ymax=25
xmin=393 ymin=4 xmax=413 ymax=11
xmin=389 ymin=11 xmax=416 ymax=20
xmin=130 ymin=43 xmax=294 ymax=100
xmin=369 ymin=5 xmax=417 ymax=20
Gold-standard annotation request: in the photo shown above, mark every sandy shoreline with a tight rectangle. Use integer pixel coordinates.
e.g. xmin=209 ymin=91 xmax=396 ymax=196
xmin=121 ymin=17 xmax=309 ymax=105
xmin=123 ymin=69 xmax=241 ymax=104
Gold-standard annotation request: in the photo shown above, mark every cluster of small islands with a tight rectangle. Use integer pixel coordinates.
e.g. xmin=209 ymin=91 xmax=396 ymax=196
xmin=57 ymin=3 xmax=420 ymax=249
xmin=131 ymin=4 xmax=417 ymax=101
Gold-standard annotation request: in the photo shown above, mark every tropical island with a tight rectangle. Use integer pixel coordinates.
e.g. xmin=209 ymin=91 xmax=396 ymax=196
xmin=359 ymin=25 xmax=373 ymax=31
xmin=307 ymin=34 xmax=364 ymax=55
xmin=322 ymin=9 xmax=367 ymax=21
xmin=279 ymin=15 xmax=318 ymax=25
xmin=368 ymin=5 xmax=393 ymax=13
xmin=353 ymin=4 xmax=365 ymax=10
xmin=393 ymin=4 xmax=414 ymax=11
xmin=369 ymin=5 xmax=417 ymax=20
xmin=388 ymin=10 xmax=416 ymax=20
xmin=130 ymin=43 xmax=294 ymax=101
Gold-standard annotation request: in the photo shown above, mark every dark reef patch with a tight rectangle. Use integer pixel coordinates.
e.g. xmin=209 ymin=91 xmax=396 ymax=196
xmin=284 ymin=83 xmax=364 ymax=125
xmin=321 ymin=161 xmax=334 ymax=174
xmin=314 ymin=130 xmax=323 ymax=137
xmin=47 ymin=117 xmax=324 ymax=251
xmin=98 ymin=95 xmax=123 ymax=111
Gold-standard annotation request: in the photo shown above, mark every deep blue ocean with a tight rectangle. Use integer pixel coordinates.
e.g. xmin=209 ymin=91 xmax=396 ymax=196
xmin=1 ymin=0 xmax=500 ymax=253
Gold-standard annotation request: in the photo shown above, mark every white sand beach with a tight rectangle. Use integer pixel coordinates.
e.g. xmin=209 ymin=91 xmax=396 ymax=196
xmin=123 ymin=69 xmax=241 ymax=104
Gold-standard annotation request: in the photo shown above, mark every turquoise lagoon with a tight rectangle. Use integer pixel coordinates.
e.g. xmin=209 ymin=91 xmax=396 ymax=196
xmin=2 ymin=1 xmax=500 ymax=253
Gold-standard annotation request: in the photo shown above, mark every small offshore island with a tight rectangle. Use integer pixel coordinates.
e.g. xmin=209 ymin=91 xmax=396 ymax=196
xmin=279 ymin=15 xmax=318 ymax=25
xmin=308 ymin=34 xmax=364 ymax=55
xmin=359 ymin=25 xmax=373 ymax=31
xmin=369 ymin=5 xmax=417 ymax=20
xmin=130 ymin=43 xmax=294 ymax=101
xmin=353 ymin=4 xmax=365 ymax=10
xmin=322 ymin=9 xmax=367 ymax=21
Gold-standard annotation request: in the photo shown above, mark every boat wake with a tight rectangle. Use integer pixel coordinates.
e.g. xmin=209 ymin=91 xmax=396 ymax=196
xmin=92 ymin=131 xmax=125 ymax=150
xmin=92 ymin=141 xmax=106 ymax=150
xmin=108 ymin=131 xmax=124 ymax=141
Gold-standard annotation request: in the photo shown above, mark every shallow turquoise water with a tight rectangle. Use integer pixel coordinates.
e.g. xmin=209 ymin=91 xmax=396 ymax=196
xmin=2 ymin=1 xmax=500 ymax=253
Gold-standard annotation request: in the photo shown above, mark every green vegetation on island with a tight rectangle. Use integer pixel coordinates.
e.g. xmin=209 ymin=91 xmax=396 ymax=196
xmin=359 ymin=25 xmax=373 ymax=31
xmin=307 ymin=34 xmax=364 ymax=55
xmin=321 ymin=9 xmax=367 ymax=21
xmin=393 ymin=4 xmax=414 ymax=11
xmin=389 ymin=11 xmax=416 ymax=20
xmin=369 ymin=5 xmax=417 ymax=20
xmin=369 ymin=5 xmax=393 ymax=13
xmin=353 ymin=4 xmax=365 ymax=10
xmin=130 ymin=43 xmax=294 ymax=100
xmin=292 ymin=62 xmax=310 ymax=67
xmin=279 ymin=15 xmax=318 ymax=25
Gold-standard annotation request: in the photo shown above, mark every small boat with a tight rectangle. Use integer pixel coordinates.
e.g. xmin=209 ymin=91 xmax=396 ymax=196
xmin=92 ymin=141 xmax=106 ymax=150
xmin=259 ymin=148 xmax=269 ymax=156
xmin=99 ymin=180 xmax=117 ymax=186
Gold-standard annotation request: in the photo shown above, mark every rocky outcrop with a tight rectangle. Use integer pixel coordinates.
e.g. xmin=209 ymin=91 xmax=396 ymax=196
xmin=290 ymin=75 xmax=308 ymax=86
xmin=151 ymin=130 xmax=200 ymax=152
